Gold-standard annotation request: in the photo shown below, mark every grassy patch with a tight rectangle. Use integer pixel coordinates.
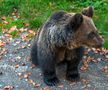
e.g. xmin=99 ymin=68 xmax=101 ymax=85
xmin=2 ymin=17 xmax=25 ymax=29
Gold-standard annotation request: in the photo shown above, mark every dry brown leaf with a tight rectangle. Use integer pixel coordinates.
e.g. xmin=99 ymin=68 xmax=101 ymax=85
xmin=15 ymin=64 xmax=19 ymax=68
xmin=96 ymin=48 xmax=102 ymax=52
xmin=70 ymin=82 xmax=76 ymax=86
xmin=21 ymin=45 xmax=26 ymax=49
xmin=104 ymin=69 xmax=108 ymax=73
xmin=24 ymin=23 xmax=29 ymax=27
xmin=84 ymin=50 xmax=88 ymax=55
xmin=0 ymin=40 xmax=6 ymax=47
xmin=34 ymin=84 xmax=41 ymax=88
xmin=80 ymin=66 xmax=88 ymax=72
xmin=16 ymin=41 xmax=20 ymax=44
xmin=1 ymin=16 xmax=6 ymax=20
xmin=106 ymin=55 xmax=108 ymax=59
xmin=27 ymin=72 xmax=32 ymax=76
xmin=9 ymin=26 xmax=17 ymax=33
xmin=24 ymin=74 xmax=29 ymax=78
xmin=28 ymin=44 xmax=31 ymax=47
xmin=102 ymin=49 xmax=108 ymax=54
xmin=30 ymin=64 xmax=36 ymax=69
xmin=28 ymin=30 xmax=35 ymax=35
xmin=97 ymin=58 xmax=101 ymax=62
xmin=82 ymin=79 xmax=89 ymax=85
xmin=43 ymin=86 xmax=51 ymax=90
xmin=84 ymin=87 xmax=88 ymax=90
xmin=22 ymin=63 xmax=26 ymax=66
xmin=103 ymin=66 xmax=108 ymax=70
xmin=16 ymin=56 xmax=21 ymax=59
xmin=4 ymin=85 xmax=14 ymax=90
xmin=3 ymin=21 xmax=9 ymax=24
xmin=28 ymin=79 xmax=34 ymax=84
xmin=17 ymin=73 xmax=22 ymax=76
xmin=58 ymin=84 xmax=63 ymax=88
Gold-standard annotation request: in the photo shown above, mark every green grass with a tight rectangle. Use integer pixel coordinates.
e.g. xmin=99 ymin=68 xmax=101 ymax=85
xmin=0 ymin=0 xmax=108 ymax=48
xmin=2 ymin=17 xmax=26 ymax=29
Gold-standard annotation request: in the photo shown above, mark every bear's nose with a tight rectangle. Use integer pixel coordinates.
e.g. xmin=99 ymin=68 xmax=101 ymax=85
xmin=97 ymin=40 xmax=104 ymax=48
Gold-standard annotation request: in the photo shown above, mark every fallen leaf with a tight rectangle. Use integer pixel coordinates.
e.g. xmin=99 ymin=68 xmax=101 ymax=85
xmin=22 ymin=63 xmax=26 ymax=66
xmin=24 ymin=23 xmax=29 ymax=27
xmin=80 ymin=66 xmax=88 ymax=72
xmin=3 ymin=21 xmax=9 ymax=24
xmin=34 ymin=84 xmax=41 ymax=88
xmin=9 ymin=26 xmax=17 ymax=33
xmin=43 ymin=86 xmax=51 ymax=90
xmin=16 ymin=56 xmax=21 ymax=59
xmin=24 ymin=74 xmax=29 ymax=78
xmin=21 ymin=45 xmax=27 ymax=49
xmin=28 ymin=44 xmax=31 ymax=47
xmin=97 ymin=58 xmax=101 ymax=62
xmin=1 ymin=16 xmax=6 ymax=20
xmin=84 ymin=87 xmax=88 ymax=90
xmin=17 ymin=73 xmax=22 ymax=76
xmin=27 ymin=72 xmax=32 ymax=76
xmin=84 ymin=50 xmax=88 ymax=55
xmin=58 ymin=84 xmax=63 ymax=88
xmin=16 ymin=41 xmax=20 ymax=44
xmin=30 ymin=64 xmax=36 ymax=69
xmin=0 ymin=40 xmax=6 ymax=47
xmin=82 ymin=79 xmax=89 ymax=85
xmin=70 ymin=82 xmax=76 ymax=86
xmin=106 ymin=55 xmax=108 ymax=59
xmin=15 ymin=64 xmax=19 ymax=68
xmin=28 ymin=30 xmax=35 ymax=35
xmin=4 ymin=85 xmax=14 ymax=90
xmin=28 ymin=79 xmax=34 ymax=84
xmin=96 ymin=48 xmax=102 ymax=52
xmin=103 ymin=66 xmax=108 ymax=70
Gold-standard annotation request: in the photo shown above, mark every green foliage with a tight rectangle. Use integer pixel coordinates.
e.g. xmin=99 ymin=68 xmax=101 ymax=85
xmin=103 ymin=40 xmax=108 ymax=49
xmin=29 ymin=18 xmax=42 ymax=29
xmin=0 ymin=0 xmax=108 ymax=48
xmin=10 ymin=30 xmax=19 ymax=37
xmin=0 ymin=0 xmax=20 ymax=16
xmin=2 ymin=17 xmax=26 ymax=29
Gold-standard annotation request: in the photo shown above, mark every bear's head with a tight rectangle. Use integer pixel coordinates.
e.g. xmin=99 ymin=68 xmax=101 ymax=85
xmin=67 ymin=6 xmax=104 ymax=49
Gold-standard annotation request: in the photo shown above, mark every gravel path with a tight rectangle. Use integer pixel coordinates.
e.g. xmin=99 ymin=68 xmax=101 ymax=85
xmin=0 ymin=32 xmax=108 ymax=90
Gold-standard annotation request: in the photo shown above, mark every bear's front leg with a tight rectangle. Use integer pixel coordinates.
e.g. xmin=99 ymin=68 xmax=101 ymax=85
xmin=38 ymin=50 xmax=59 ymax=86
xmin=43 ymin=69 xmax=59 ymax=86
xmin=66 ymin=60 xmax=80 ymax=82
xmin=66 ymin=47 xmax=84 ymax=82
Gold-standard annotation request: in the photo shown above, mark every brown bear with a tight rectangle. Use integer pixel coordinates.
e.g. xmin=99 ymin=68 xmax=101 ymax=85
xmin=31 ymin=6 xmax=104 ymax=86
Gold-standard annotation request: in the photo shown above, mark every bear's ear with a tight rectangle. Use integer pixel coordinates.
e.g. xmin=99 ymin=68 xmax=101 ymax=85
xmin=82 ymin=6 xmax=94 ymax=18
xmin=69 ymin=13 xmax=83 ymax=31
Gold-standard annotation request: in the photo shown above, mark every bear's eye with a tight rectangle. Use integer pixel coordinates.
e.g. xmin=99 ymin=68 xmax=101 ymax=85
xmin=88 ymin=32 xmax=96 ymax=39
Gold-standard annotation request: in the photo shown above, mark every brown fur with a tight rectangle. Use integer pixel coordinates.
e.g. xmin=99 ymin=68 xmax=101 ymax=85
xmin=31 ymin=6 xmax=104 ymax=86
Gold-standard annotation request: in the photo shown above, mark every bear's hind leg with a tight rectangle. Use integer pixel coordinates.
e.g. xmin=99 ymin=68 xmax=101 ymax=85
xmin=66 ymin=47 xmax=84 ymax=82
xmin=39 ymin=51 xmax=59 ymax=86
xmin=31 ymin=43 xmax=38 ymax=65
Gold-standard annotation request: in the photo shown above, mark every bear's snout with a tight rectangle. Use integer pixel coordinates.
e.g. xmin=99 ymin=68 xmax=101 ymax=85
xmin=96 ymin=40 xmax=104 ymax=48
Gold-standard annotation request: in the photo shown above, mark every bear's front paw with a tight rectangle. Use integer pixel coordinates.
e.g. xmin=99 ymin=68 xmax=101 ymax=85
xmin=44 ymin=77 xmax=60 ymax=86
xmin=66 ymin=73 xmax=80 ymax=82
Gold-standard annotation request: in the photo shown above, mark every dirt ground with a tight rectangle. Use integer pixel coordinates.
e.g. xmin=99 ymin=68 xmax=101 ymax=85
xmin=0 ymin=32 xmax=108 ymax=90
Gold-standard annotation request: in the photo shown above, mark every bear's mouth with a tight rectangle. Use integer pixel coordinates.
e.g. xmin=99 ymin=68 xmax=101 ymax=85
xmin=83 ymin=43 xmax=103 ymax=49
xmin=67 ymin=44 xmax=80 ymax=49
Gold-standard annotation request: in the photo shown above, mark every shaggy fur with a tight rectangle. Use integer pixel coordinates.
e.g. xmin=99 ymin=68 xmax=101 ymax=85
xmin=31 ymin=6 xmax=104 ymax=86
